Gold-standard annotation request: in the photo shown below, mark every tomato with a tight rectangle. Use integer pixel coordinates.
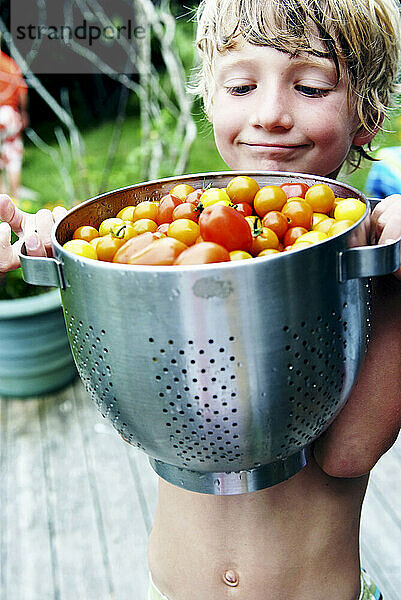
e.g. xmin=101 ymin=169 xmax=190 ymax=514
xmin=113 ymin=232 xmax=159 ymax=263
xmin=226 ymin=176 xmax=260 ymax=204
xmin=132 ymin=218 xmax=158 ymax=235
xmin=172 ymin=202 xmax=199 ymax=222
xmin=169 ymin=183 xmax=195 ymax=200
xmin=63 ymin=239 xmax=98 ymax=260
xmin=95 ymin=234 xmax=125 ymax=261
xmin=199 ymin=188 xmax=231 ymax=208
xmin=174 ymin=242 xmax=230 ymax=265
xmin=245 ymin=215 xmax=263 ymax=234
xmin=199 ymin=204 xmax=253 ymax=252
xmin=233 ymin=202 xmax=253 ymax=218
xmin=294 ymin=231 xmax=328 ymax=245
xmin=313 ymin=217 xmax=336 ymax=234
xmin=312 ymin=213 xmax=329 ymax=228
xmin=283 ymin=226 xmax=308 ymax=246
xmin=328 ymin=219 xmax=355 ymax=236
xmin=257 ymin=248 xmax=280 ymax=257
xmin=261 ymin=211 xmax=288 ymax=239
xmin=253 ymin=185 xmax=287 ymax=217
xmin=280 ymin=182 xmax=309 ymax=199
xmin=116 ymin=206 xmax=136 ymax=221
xmin=156 ymin=194 xmax=183 ymax=224
xmin=157 ymin=223 xmax=170 ymax=235
xmin=126 ymin=237 xmax=187 ymax=265
xmin=252 ymin=227 xmax=280 ymax=255
xmin=133 ymin=201 xmax=158 ymax=222
xmin=304 ymin=184 xmax=335 ymax=214
xmin=282 ymin=200 xmax=313 ymax=229
xmin=291 ymin=241 xmax=314 ymax=251
xmin=229 ymin=250 xmax=253 ymax=260
xmin=167 ymin=218 xmax=200 ymax=246
xmin=72 ymin=225 xmax=99 ymax=243
xmin=333 ymin=199 xmax=366 ymax=223
xmin=186 ymin=188 xmax=204 ymax=205
xmin=98 ymin=217 xmax=124 ymax=236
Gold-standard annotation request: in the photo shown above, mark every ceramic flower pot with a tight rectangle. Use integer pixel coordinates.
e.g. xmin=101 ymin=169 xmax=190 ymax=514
xmin=0 ymin=289 xmax=77 ymax=397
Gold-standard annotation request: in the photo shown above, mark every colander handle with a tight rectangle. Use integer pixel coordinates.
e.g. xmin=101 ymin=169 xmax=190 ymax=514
xmin=337 ymin=237 xmax=401 ymax=282
xmin=19 ymin=243 xmax=65 ymax=289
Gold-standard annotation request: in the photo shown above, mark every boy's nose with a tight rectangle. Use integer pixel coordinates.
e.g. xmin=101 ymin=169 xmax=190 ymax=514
xmin=249 ymin=94 xmax=293 ymax=131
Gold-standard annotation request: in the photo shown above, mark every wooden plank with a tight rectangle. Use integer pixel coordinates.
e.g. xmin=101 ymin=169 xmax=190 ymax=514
xmin=360 ymin=435 xmax=401 ymax=600
xmin=73 ymin=380 xmax=158 ymax=599
xmin=0 ymin=397 xmax=55 ymax=600
xmin=40 ymin=383 xmax=112 ymax=600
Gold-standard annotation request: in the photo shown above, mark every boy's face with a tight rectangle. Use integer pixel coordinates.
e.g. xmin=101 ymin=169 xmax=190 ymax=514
xmin=212 ymin=43 xmax=373 ymax=178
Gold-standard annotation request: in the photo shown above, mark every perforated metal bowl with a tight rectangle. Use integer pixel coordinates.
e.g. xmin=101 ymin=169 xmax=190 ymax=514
xmin=20 ymin=172 xmax=400 ymax=494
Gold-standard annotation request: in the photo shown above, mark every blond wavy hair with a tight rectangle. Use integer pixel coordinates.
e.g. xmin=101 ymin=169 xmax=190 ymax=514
xmin=192 ymin=0 xmax=401 ymax=169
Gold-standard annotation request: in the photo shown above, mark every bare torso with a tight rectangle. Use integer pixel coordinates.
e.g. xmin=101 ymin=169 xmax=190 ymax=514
xmin=148 ymin=459 xmax=368 ymax=600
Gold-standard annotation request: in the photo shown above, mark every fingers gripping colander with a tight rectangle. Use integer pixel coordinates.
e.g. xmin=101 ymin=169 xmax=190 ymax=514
xmin=20 ymin=172 xmax=400 ymax=495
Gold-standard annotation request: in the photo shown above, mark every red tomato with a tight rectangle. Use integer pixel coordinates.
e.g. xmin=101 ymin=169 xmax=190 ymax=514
xmin=283 ymin=226 xmax=308 ymax=247
xmin=174 ymin=242 xmax=230 ymax=265
xmin=261 ymin=211 xmax=288 ymax=239
xmin=186 ymin=188 xmax=204 ymax=205
xmin=280 ymin=182 xmax=309 ymax=199
xmin=199 ymin=205 xmax=253 ymax=252
xmin=233 ymin=202 xmax=253 ymax=218
xmin=112 ymin=232 xmax=159 ymax=263
xmin=282 ymin=200 xmax=313 ymax=229
xmin=127 ymin=237 xmax=187 ymax=265
xmin=156 ymin=194 xmax=183 ymax=224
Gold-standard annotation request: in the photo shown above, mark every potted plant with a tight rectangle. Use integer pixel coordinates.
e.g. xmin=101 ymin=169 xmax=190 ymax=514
xmin=0 ymin=241 xmax=77 ymax=398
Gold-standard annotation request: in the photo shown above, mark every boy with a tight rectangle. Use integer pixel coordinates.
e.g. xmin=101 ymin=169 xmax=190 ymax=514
xmin=1 ymin=0 xmax=401 ymax=599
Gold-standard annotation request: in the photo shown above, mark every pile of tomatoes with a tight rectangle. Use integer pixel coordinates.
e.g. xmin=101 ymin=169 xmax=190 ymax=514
xmin=63 ymin=176 xmax=366 ymax=266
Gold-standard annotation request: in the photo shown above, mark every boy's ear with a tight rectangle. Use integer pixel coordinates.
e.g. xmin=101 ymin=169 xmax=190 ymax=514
xmin=352 ymin=114 xmax=384 ymax=146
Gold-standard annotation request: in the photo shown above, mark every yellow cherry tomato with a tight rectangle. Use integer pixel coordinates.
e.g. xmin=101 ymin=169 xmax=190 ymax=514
xmin=333 ymin=199 xmax=366 ymax=223
xmin=72 ymin=225 xmax=99 ymax=243
xmin=312 ymin=213 xmax=329 ymax=228
xmin=253 ymin=185 xmax=287 ymax=217
xmin=245 ymin=215 xmax=262 ymax=233
xmin=313 ymin=217 xmax=336 ymax=234
xmin=304 ymin=184 xmax=335 ymax=214
xmin=200 ymin=188 xmax=231 ymax=208
xmin=109 ymin=221 xmax=138 ymax=241
xmin=98 ymin=217 xmax=124 ymax=236
xmin=229 ymin=250 xmax=253 ymax=260
xmin=328 ymin=219 xmax=355 ymax=236
xmin=294 ymin=231 xmax=328 ymax=245
xmin=63 ymin=239 xmax=98 ymax=260
xmin=169 ymin=183 xmax=195 ymax=200
xmin=291 ymin=241 xmax=314 ymax=250
xmin=257 ymin=248 xmax=281 ymax=257
xmin=116 ymin=206 xmax=136 ymax=221
xmin=132 ymin=218 xmax=158 ymax=235
xmin=95 ymin=234 xmax=125 ymax=261
xmin=167 ymin=218 xmax=200 ymax=246
xmin=133 ymin=201 xmax=158 ymax=222
xmin=252 ymin=227 xmax=280 ymax=255
xmin=226 ymin=176 xmax=260 ymax=204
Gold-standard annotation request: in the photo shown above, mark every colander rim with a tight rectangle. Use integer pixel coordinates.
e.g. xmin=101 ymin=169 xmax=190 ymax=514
xmin=52 ymin=170 xmax=369 ymax=273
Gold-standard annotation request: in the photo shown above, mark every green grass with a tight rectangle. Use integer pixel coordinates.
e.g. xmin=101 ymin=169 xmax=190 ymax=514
xmin=20 ymin=105 xmax=401 ymax=212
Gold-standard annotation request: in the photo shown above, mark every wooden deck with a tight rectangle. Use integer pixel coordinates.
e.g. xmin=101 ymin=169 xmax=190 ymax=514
xmin=1 ymin=378 xmax=400 ymax=600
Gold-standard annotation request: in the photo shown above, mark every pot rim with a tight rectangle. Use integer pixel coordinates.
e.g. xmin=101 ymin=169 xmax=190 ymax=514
xmin=0 ymin=288 xmax=61 ymax=319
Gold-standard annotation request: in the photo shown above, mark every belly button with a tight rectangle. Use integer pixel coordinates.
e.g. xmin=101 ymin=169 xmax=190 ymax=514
xmin=223 ymin=569 xmax=239 ymax=587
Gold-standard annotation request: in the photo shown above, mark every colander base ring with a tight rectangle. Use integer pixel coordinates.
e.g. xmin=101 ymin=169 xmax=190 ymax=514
xmin=149 ymin=447 xmax=310 ymax=495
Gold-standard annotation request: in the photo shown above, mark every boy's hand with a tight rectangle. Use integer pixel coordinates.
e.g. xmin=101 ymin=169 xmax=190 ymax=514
xmin=370 ymin=194 xmax=401 ymax=280
xmin=0 ymin=194 xmax=67 ymax=274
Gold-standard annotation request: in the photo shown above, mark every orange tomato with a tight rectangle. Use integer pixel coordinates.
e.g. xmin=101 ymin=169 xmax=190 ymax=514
xmin=253 ymin=185 xmax=287 ymax=217
xmin=174 ymin=242 xmax=230 ymax=265
xmin=72 ymin=225 xmax=99 ymax=243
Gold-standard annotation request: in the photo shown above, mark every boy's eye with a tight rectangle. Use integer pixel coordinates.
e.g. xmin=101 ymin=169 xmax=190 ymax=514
xmin=295 ymin=85 xmax=330 ymax=97
xmin=226 ymin=84 xmax=256 ymax=96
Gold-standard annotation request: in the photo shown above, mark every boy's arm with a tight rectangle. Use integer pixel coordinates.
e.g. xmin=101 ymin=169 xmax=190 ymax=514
xmin=0 ymin=194 xmax=66 ymax=273
xmin=314 ymin=195 xmax=401 ymax=477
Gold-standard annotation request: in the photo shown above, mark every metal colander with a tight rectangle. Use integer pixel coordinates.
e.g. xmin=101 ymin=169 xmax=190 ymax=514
xmin=20 ymin=171 xmax=400 ymax=494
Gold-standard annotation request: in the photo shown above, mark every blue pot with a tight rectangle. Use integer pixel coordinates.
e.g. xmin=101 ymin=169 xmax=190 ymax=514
xmin=0 ymin=289 xmax=77 ymax=397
